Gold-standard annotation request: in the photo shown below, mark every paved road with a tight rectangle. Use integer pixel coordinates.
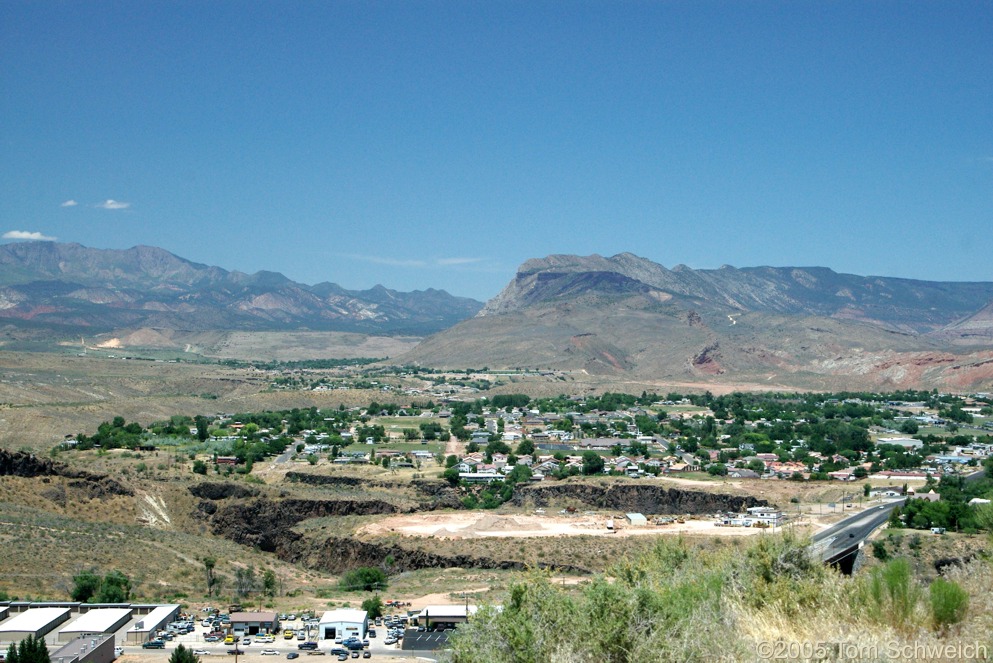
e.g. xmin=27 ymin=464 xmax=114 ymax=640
xmin=810 ymin=499 xmax=905 ymax=563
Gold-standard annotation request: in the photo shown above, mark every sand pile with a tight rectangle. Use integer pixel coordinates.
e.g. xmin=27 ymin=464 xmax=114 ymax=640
xmin=470 ymin=515 xmax=529 ymax=533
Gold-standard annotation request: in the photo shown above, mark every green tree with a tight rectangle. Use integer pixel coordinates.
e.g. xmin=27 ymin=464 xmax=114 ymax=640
xmin=515 ymin=439 xmax=535 ymax=456
xmin=70 ymin=570 xmax=101 ymax=602
xmin=169 ymin=643 xmax=201 ymax=663
xmin=361 ymin=594 xmax=385 ymax=619
xmin=262 ymin=569 xmax=278 ymax=599
xmin=7 ymin=634 xmax=49 ymax=663
xmin=98 ymin=570 xmax=132 ymax=602
xmin=192 ymin=459 xmax=208 ymax=475
xmin=339 ymin=567 xmax=387 ymax=592
xmin=442 ymin=466 xmax=461 ymax=486
xmin=581 ymin=451 xmax=605 ymax=475
xmin=195 ymin=416 xmax=210 ymax=442
xmin=235 ymin=566 xmax=257 ymax=598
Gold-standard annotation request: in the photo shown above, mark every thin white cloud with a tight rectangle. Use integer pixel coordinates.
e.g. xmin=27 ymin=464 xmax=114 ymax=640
xmin=436 ymin=257 xmax=483 ymax=266
xmin=60 ymin=199 xmax=78 ymax=207
xmin=346 ymin=254 xmax=490 ymax=269
xmin=346 ymin=254 xmax=428 ymax=268
xmin=3 ymin=230 xmax=57 ymax=241
xmin=97 ymin=199 xmax=131 ymax=210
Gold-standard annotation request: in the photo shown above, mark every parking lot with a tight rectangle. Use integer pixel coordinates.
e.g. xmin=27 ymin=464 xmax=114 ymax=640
xmin=114 ymin=615 xmax=442 ymax=662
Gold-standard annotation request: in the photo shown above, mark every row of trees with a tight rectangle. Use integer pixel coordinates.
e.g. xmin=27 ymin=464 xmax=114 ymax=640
xmin=70 ymin=569 xmax=132 ymax=603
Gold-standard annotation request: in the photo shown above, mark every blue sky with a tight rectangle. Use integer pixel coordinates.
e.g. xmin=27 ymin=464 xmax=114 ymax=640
xmin=2 ymin=1 xmax=991 ymax=301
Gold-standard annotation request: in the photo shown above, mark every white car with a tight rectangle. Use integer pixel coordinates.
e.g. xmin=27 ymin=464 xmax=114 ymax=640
xmin=261 ymin=649 xmax=279 ymax=656
xmin=193 ymin=650 xmax=210 ymax=656
xmin=114 ymin=647 xmax=124 ymax=657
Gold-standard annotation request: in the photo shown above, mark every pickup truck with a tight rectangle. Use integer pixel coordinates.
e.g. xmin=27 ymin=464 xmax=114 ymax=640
xmin=142 ymin=640 xmax=166 ymax=649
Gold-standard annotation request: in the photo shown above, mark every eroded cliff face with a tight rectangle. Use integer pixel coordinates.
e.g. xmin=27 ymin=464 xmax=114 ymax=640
xmin=196 ymin=480 xmax=767 ymax=576
xmin=0 ymin=449 xmax=134 ymax=498
xmin=512 ymin=482 xmax=768 ymax=514
xmin=201 ymin=493 xmax=591 ymax=574
xmin=279 ymin=535 xmax=590 ymax=575
xmin=187 ymin=481 xmax=259 ymax=500
xmin=207 ymin=497 xmax=406 ymax=550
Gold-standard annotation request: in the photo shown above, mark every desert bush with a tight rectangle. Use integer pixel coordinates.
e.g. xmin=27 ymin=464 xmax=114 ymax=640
xmin=858 ymin=557 xmax=923 ymax=632
xmin=929 ymin=577 xmax=968 ymax=632
xmin=338 ymin=567 xmax=387 ymax=592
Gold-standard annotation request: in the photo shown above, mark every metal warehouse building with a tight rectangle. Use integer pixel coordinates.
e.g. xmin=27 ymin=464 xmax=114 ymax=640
xmin=124 ymin=604 xmax=180 ymax=644
xmin=58 ymin=607 xmax=133 ymax=642
xmin=318 ymin=609 xmax=367 ymax=642
xmin=0 ymin=607 xmax=71 ymax=641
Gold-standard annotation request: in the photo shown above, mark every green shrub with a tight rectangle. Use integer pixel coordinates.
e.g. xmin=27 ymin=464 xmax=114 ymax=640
xmin=861 ymin=558 xmax=922 ymax=631
xmin=338 ymin=568 xmax=387 ymax=592
xmin=929 ymin=577 xmax=968 ymax=631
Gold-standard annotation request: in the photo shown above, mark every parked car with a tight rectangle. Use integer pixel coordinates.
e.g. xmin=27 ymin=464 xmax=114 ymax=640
xmin=298 ymin=642 xmax=318 ymax=651
xmin=362 ymin=652 xmax=371 ymax=659
xmin=261 ymin=649 xmax=279 ymax=656
xmin=114 ymin=647 xmax=124 ymax=657
xmin=286 ymin=654 xmax=299 ymax=660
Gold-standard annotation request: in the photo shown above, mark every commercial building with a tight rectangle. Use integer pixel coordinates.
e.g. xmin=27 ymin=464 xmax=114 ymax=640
xmin=124 ymin=604 xmax=180 ymax=644
xmin=416 ymin=605 xmax=477 ymax=630
xmin=318 ymin=609 xmax=368 ymax=642
xmin=50 ymin=634 xmax=115 ymax=663
xmin=58 ymin=608 xmax=132 ymax=642
xmin=0 ymin=607 xmax=71 ymax=641
xmin=229 ymin=612 xmax=279 ymax=636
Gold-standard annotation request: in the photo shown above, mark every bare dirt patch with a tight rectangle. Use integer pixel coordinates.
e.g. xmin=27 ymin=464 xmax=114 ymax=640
xmin=359 ymin=511 xmax=765 ymax=539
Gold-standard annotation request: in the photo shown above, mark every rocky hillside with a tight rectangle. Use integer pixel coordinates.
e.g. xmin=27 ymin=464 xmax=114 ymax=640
xmin=0 ymin=242 xmax=482 ymax=334
xmin=404 ymin=253 xmax=993 ymax=391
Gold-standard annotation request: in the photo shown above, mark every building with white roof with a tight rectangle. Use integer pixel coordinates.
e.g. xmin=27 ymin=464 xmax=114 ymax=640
xmin=124 ymin=604 xmax=180 ymax=644
xmin=0 ymin=607 xmax=71 ymax=641
xmin=58 ymin=608 xmax=133 ymax=642
xmin=318 ymin=609 xmax=368 ymax=642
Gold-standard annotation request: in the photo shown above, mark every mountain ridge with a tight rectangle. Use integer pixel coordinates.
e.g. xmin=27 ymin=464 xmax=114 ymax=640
xmin=406 ymin=252 xmax=993 ymax=391
xmin=0 ymin=242 xmax=483 ymax=334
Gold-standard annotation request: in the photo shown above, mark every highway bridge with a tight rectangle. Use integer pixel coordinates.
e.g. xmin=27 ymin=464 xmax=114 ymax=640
xmin=810 ymin=499 xmax=905 ymax=573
